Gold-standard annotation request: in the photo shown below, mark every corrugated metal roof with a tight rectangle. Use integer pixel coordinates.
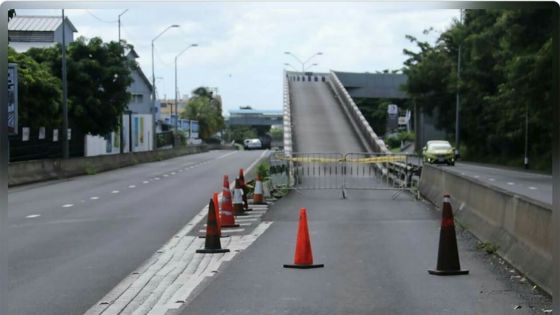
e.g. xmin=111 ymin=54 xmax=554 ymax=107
xmin=8 ymin=15 xmax=77 ymax=32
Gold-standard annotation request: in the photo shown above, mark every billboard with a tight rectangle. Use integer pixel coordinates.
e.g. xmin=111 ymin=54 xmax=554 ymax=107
xmin=8 ymin=63 xmax=18 ymax=135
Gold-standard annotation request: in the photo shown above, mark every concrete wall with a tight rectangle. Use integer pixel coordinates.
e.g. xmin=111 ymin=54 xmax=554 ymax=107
xmin=8 ymin=144 xmax=234 ymax=187
xmin=419 ymin=164 xmax=552 ymax=294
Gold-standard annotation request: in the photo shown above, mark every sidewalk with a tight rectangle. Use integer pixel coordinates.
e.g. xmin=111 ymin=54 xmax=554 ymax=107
xmin=177 ymin=189 xmax=552 ymax=315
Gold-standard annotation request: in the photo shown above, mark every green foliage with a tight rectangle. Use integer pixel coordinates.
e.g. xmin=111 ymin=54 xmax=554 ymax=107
xmin=225 ymin=126 xmax=258 ymax=143
xmin=477 ymin=241 xmax=499 ymax=254
xmin=270 ymin=127 xmax=283 ymax=142
xmin=8 ymin=9 xmax=15 ymax=20
xmin=257 ymin=161 xmax=269 ymax=180
xmin=84 ymin=162 xmax=97 ymax=175
xmin=8 ymin=47 xmax=62 ymax=128
xmin=25 ymin=37 xmax=134 ymax=136
xmin=402 ymin=9 xmax=553 ymax=172
xmin=385 ymin=131 xmax=415 ymax=149
xmin=181 ymin=87 xmax=224 ymax=140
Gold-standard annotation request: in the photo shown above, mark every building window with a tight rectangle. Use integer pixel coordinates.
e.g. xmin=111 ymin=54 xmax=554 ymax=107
xmin=132 ymin=94 xmax=143 ymax=103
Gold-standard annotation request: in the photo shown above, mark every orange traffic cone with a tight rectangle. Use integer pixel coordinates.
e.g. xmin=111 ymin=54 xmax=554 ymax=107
xmin=232 ymin=178 xmax=247 ymax=216
xmin=428 ymin=194 xmax=468 ymax=275
xmin=199 ymin=193 xmax=229 ymax=238
xmin=252 ymin=174 xmax=265 ymax=204
xmin=220 ymin=175 xmax=240 ymax=228
xmin=239 ymin=168 xmax=252 ymax=211
xmin=196 ymin=198 xmax=230 ymax=254
xmin=284 ymin=208 xmax=324 ymax=269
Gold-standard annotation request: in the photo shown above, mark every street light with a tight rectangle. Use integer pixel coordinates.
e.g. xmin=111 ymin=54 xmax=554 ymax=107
xmin=284 ymin=51 xmax=323 ymax=72
xmin=284 ymin=63 xmax=298 ymax=72
xmin=174 ymin=43 xmax=198 ymax=133
xmin=151 ymin=24 xmax=180 ymax=150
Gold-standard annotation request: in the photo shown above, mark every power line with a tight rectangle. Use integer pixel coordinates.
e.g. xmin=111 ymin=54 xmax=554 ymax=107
xmin=86 ymin=10 xmax=118 ymax=24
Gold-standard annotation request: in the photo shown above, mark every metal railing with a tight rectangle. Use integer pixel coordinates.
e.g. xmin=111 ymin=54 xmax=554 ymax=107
xmin=269 ymin=151 xmax=421 ymax=198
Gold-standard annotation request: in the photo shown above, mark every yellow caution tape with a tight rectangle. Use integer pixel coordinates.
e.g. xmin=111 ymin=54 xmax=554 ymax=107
xmin=273 ymin=154 xmax=406 ymax=164
xmin=346 ymin=156 xmax=406 ymax=163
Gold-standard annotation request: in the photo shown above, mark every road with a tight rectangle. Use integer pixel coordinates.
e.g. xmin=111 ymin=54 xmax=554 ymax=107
xmin=441 ymin=162 xmax=551 ymax=205
xmin=178 ymin=79 xmax=551 ymax=314
xmin=7 ymin=150 xmax=264 ymax=315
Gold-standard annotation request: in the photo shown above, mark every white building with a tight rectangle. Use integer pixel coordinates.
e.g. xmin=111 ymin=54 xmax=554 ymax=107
xmin=8 ymin=15 xmax=77 ymax=52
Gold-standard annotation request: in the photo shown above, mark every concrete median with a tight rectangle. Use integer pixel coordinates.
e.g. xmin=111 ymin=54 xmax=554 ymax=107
xmin=8 ymin=144 xmax=234 ymax=187
xmin=419 ymin=164 xmax=552 ymax=294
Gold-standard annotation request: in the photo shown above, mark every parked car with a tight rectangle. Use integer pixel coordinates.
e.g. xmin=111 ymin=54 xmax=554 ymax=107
xmin=243 ymin=138 xmax=262 ymax=150
xmin=422 ymin=140 xmax=455 ymax=166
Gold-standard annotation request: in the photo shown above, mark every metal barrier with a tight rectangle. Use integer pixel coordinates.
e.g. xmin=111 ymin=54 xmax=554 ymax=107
xmin=269 ymin=151 xmax=421 ymax=198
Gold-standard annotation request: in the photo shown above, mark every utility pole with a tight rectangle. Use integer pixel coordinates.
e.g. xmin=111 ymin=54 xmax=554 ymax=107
xmin=455 ymin=9 xmax=462 ymax=159
xmin=61 ymin=10 xmax=69 ymax=159
xmin=524 ymin=103 xmax=529 ymax=169
xmin=118 ymin=9 xmax=128 ymax=154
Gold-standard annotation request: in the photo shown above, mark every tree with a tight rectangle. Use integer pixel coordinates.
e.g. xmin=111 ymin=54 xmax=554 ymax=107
xmin=181 ymin=87 xmax=224 ymax=140
xmin=8 ymin=47 xmax=62 ymax=128
xmin=401 ymin=9 xmax=553 ymax=171
xmin=27 ymin=37 xmax=135 ymax=136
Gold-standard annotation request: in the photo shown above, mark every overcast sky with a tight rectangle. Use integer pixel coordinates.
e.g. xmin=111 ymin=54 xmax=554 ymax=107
xmin=16 ymin=3 xmax=460 ymax=115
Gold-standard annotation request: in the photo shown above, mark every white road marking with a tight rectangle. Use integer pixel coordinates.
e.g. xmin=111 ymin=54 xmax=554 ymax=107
xmin=529 ymin=186 xmax=537 ymax=190
xmin=163 ymin=174 xmax=169 ymax=177
xmin=62 ymin=204 xmax=74 ymax=208
xmin=26 ymin=214 xmax=41 ymax=219
xmin=142 ymin=181 xmax=149 ymax=184
xmin=171 ymin=172 xmax=176 ymax=175
xmin=112 ymin=190 xmax=120 ymax=194
xmin=199 ymin=228 xmax=245 ymax=233
xmin=474 ymin=175 xmax=480 ymax=178
xmin=84 ymin=152 xmax=270 ymax=315
xmin=488 ymin=178 xmax=495 ymax=182
xmin=178 ymin=170 xmax=183 ymax=173
xmin=154 ymin=177 xmax=160 ymax=181
xmin=234 ymin=218 xmax=258 ymax=222
xmin=128 ymin=185 xmax=136 ymax=189
xmin=90 ymin=196 xmax=99 ymax=200
xmin=507 ymin=182 xmax=515 ymax=186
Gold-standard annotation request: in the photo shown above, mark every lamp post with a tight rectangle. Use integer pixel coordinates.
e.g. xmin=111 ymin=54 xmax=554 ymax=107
xmin=174 ymin=43 xmax=198 ymax=133
xmin=284 ymin=51 xmax=323 ymax=73
xmin=118 ymin=9 xmax=128 ymax=44
xmin=284 ymin=62 xmax=318 ymax=72
xmin=151 ymin=24 xmax=179 ymax=150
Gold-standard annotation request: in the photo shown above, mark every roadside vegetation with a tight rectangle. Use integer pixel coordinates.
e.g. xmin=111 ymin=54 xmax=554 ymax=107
xmin=401 ymin=9 xmax=553 ymax=172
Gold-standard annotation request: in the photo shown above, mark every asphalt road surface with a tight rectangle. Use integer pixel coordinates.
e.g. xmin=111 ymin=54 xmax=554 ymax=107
xmin=177 ymin=79 xmax=551 ymax=314
xmin=7 ymin=149 xmax=264 ymax=315
xmin=439 ymin=162 xmax=551 ymax=205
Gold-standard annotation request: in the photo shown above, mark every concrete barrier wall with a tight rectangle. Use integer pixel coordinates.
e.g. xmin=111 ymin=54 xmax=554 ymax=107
xmin=419 ymin=164 xmax=552 ymax=294
xmin=8 ymin=144 xmax=234 ymax=187
xmin=328 ymin=71 xmax=390 ymax=154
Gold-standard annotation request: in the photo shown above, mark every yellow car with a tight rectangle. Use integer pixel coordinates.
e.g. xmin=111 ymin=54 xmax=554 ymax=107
xmin=422 ymin=140 xmax=455 ymax=166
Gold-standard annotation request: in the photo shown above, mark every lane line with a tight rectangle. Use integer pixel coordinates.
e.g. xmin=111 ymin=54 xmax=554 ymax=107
xmin=507 ymin=182 xmax=515 ymax=186
xmin=143 ymin=181 xmax=150 ymax=184
xmin=84 ymin=150 xmax=270 ymax=315
xmin=112 ymin=190 xmax=120 ymax=194
xmin=488 ymin=178 xmax=495 ymax=182
xmin=529 ymin=186 xmax=537 ymax=190
xmin=26 ymin=214 xmax=41 ymax=219
xmin=62 ymin=204 xmax=74 ymax=208
xmin=90 ymin=196 xmax=99 ymax=200
xmin=129 ymin=185 xmax=136 ymax=189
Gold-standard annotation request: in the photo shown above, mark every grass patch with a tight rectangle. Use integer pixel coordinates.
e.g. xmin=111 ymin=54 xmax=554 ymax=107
xmin=84 ymin=162 xmax=97 ymax=175
xmin=477 ymin=241 xmax=499 ymax=254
